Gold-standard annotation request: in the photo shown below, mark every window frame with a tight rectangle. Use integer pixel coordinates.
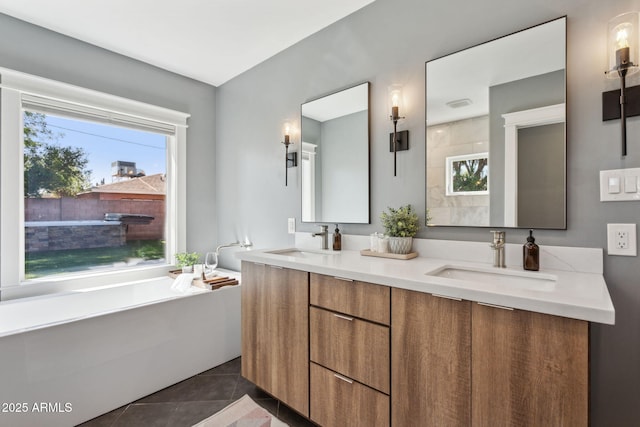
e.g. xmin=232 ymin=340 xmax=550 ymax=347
xmin=445 ymin=152 xmax=490 ymax=196
xmin=0 ymin=68 xmax=189 ymax=299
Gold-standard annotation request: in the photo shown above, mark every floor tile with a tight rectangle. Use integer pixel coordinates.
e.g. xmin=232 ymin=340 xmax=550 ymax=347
xmin=199 ymin=356 xmax=240 ymax=375
xmin=278 ymin=403 xmax=318 ymax=427
xmin=139 ymin=374 xmax=239 ymax=403
xmin=76 ymin=405 xmax=127 ymax=427
xmin=112 ymin=403 xmax=177 ymax=427
xmin=232 ymin=375 xmax=271 ymax=400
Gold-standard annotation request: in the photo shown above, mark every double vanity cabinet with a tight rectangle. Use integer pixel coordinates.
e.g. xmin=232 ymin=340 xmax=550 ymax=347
xmin=238 ymin=244 xmax=613 ymax=427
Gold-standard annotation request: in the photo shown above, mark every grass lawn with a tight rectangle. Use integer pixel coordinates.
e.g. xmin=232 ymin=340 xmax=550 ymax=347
xmin=25 ymin=240 xmax=165 ymax=279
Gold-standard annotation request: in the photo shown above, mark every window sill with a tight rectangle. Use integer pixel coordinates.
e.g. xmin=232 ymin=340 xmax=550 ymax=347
xmin=2 ymin=264 xmax=174 ymax=302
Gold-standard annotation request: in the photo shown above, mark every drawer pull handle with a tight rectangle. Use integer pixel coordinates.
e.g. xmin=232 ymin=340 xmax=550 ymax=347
xmin=432 ymin=293 xmax=462 ymax=301
xmin=333 ymin=313 xmax=354 ymax=321
xmin=269 ymin=265 xmax=284 ymax=269
xmin=253 ymin=262 xmax=265 ymax=266
xmin=333 ymin=373 xmax=353 ymax=384
xmin=477 ymin=302 xmax=514 ymax=311
xmin=333 ymin=276 xmax=353 ymax=282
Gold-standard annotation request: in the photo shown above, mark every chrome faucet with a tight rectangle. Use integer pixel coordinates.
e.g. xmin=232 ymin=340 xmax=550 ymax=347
xmin=215 ymin=239 xmax=253 ymax=255
xmin=312 ymin=225 xmax=329 ymax=250
xmin=490 ymin=231 xmax=506 ymax=268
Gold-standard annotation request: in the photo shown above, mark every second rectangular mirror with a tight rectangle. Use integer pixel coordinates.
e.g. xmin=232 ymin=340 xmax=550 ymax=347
xmin=426 ymin=17 xmax=566 ymax=229
xmin=301 ymin=82 xmax=370 ymax=224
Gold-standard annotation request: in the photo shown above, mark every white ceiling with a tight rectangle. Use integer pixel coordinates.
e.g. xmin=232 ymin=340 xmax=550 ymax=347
xmin=302 ymin=83 xmax=368 ymax=122
xmin=0 ymin=0 xmax=375 ymax=87
xmin=426 ymin=17 xmax=565 ymax=125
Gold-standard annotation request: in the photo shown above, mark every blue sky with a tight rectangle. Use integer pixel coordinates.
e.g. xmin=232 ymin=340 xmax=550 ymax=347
xmin=41 ymin=114 xmax=166 ymax=186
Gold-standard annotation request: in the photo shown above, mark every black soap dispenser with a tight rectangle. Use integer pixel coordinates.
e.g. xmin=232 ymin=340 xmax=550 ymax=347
xmin=523 ymin=229 xmax=539 ymax=271
xmin=333 ymin=224 xmax=342 ymax=251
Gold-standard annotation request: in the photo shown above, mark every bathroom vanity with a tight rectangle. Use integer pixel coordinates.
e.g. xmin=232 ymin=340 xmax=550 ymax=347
xmin=237 ymin=239 xmax=613 ymax=427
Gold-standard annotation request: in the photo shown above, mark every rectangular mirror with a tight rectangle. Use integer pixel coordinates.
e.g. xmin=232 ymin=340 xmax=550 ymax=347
xmin=426 ymin=17 xmax=566 ymax=229
xmin=301 ymin=82 xmax=370 ymax=223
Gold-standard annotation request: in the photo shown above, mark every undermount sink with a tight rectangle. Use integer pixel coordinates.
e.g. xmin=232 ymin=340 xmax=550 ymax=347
xmin=426 ymin=265 xmax=557 ymax=290
xmin=266 ymin=248 xmax=338 ymax=259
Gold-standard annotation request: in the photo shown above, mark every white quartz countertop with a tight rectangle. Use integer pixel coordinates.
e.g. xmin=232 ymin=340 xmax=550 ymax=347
xmin=236 ymin=245 xmax=615 ymax=325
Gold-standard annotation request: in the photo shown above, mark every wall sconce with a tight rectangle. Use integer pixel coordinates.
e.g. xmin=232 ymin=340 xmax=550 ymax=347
xmin=603 ymin=12 xmax=640 ymax=157
xmin=389 ymin=84 xmax=409 ymax=176
xmin=281 ymin=122 xmax=297 ymax=186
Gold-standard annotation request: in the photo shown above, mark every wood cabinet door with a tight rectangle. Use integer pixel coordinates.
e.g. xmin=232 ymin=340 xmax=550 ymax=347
xmin=310 ymin=363 xmax=389 ymax=427
xmin=391 ymin=288 xmax=471 ymax=427
xmin=310 ymin=273 xmax=390 ymax=325
xmin=241 ymin=261 xmax=309 ymax=416
xmin=310 ymin=306 xmax=390 ymax=394
xmin=471 ymin=303 xmax=588 ymax=427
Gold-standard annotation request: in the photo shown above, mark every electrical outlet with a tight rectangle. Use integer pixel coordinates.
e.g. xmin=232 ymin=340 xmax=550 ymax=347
xmin=288 ymin=217 xmax=296 ymax=234
xmin=607 ymin=223 xmax=637 ymax=256
xmin=616 ymin=230 xmax=629 ymax=249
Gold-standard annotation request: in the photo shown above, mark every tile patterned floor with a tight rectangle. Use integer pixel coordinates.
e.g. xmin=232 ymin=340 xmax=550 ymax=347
xmin=78 ymin=357 xmax=317 ymax=427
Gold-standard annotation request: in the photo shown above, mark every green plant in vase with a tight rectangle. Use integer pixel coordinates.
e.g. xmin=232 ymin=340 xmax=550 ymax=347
xmin=380 ymin=204 xmax=420 ymax=254
xmin=175 ymin=251 xmax=200 ymax=272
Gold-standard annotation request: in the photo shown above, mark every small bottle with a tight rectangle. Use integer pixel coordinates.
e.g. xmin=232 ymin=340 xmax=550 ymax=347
xmin=523 ymin=229 xmax=539 ymax=271
xmin=333 ymin=224 xmax=342 ymax=251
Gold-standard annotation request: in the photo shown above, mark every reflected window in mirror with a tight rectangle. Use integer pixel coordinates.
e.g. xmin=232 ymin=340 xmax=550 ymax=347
xmin=301 ymin=82 xmax=370 ymax=224
xmin=425 ymin=17 xmax=566 ymax=229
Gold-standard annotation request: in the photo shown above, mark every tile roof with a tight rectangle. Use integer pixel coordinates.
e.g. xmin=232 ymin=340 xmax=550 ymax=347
xmin=85 ymin=173 xmax=166 ymax=195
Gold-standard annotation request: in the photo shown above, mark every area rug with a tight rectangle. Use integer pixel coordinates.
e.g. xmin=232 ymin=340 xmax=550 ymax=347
xmin=193 ymin=395 xmax=289 ymax=427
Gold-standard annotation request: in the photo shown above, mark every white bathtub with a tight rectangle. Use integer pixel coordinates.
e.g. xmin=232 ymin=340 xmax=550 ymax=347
xmin=0 ymin=274 xmax=241 ymax=427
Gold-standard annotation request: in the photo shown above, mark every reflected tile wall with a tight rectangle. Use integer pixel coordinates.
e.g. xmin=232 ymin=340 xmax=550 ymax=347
xmin=427 ymin=116 xmax=489 ymax=226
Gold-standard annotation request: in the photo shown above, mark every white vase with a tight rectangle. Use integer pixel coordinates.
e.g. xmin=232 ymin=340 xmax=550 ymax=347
xmin=389 ymin=236 xmax=413 ymax=254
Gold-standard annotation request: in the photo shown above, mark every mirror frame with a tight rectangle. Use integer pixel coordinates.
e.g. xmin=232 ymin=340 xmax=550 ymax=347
xmin=425 ymin=17 xmax=567 ymax=229
xmin=300 ymin=82 xmax=371 ymax=224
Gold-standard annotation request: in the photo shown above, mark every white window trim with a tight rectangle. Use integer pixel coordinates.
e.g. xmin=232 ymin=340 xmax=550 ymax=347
xmin=301 ymin=141 xmax=317 ymax=222
xmin=0 ymin=67 xmax=189 ymax=299
xmin=502 ymin=103 xmax=565 ymax=227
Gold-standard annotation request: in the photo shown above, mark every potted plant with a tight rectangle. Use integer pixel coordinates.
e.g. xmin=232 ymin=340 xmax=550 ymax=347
xmin=380 ymin=204 xmax=420 ymax=254
xmin=175 ymin=251 xmax=200 ymax=273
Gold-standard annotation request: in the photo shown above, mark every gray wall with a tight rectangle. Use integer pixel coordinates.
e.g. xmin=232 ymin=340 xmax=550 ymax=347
xmin=518 ymin=123 xmax=565 ymax=227
xmin=216 ymin=0 xmax=640 ymax=424
xmin=319 ymin=110 xmax=368 ymax=223
xmin=489 ymin=70 xmax=565 ymax=225
xmin=0 ymin=12 xmax=217 ymax=257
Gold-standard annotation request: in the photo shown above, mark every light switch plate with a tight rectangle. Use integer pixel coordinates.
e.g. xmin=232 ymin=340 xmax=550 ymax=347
xmin=607 ymin=223 xmax=637 ymax=256
xmin=600 ymin=168 xmax=640 ymax=201
xmin=288 ymin=217 xmax=296 ymax=234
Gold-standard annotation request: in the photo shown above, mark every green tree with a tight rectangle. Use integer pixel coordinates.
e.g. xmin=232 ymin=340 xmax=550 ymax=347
xmin=452 ymin=158 xmax=487 ymax=192
xmin=23 ymin=111 xmax=91 ymax=197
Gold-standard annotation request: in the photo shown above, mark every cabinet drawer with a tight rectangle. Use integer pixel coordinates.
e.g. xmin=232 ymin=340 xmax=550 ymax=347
xmin=310 ymin=363 xmax=389 ymax=427
xmin=310 ymin=273 xmax=390 ymax=324
xmin=310 ymin=306 xmax=390 ymax=393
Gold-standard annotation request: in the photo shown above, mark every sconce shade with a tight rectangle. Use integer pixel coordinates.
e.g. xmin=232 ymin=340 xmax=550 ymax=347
xmin=606 ymin=12 xmax=640 ymax=78
xmin=388 ymin=84 xmax=404 ymax=120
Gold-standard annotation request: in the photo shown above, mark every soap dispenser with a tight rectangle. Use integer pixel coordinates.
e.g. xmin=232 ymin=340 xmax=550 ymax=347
xmin=333 ymin=224 xmax=342 ymax=251
xmin=523 ymin=229 xmax=539 ymax=271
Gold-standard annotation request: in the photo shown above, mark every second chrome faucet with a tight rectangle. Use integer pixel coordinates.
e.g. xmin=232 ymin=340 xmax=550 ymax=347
xmin=312 ymin=225 xmax=329 ymax=250
xmin=490 ymin=231 xmax=506 ymax=268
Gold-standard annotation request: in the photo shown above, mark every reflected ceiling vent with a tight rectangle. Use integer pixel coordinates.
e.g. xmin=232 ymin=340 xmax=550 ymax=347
xmin=446 ymin=98 xmax=473 ymax=108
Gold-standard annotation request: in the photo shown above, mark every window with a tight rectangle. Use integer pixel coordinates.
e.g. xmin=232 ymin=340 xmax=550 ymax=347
xmin=445 ymin=152 xmax=489 ymax=196
xmin=1 ymin=68 xmax=189 ymax=295
xmin=23 ymin=112 xmax=168 ymax=279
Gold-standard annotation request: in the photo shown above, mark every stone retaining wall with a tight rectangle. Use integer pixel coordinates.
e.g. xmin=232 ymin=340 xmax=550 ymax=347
xmin=25 ymin=222 xmax=126 ymax=252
